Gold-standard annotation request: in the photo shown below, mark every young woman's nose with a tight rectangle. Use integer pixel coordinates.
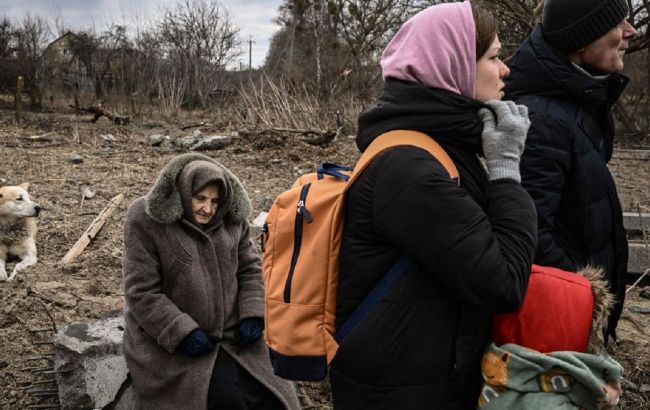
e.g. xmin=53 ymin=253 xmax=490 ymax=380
xmin=499 ymin=61 xmax=510 ymax=79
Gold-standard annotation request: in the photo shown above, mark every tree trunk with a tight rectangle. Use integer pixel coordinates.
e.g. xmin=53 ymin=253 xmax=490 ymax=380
xmin=646 ymin=47 xmax=649 ymax=132
xmin=286 ymin=12 xmax=298 ymax=79
xmin=15 ymin=76 xmax=23 ymax=124
xmin=315 ymin=32 xmax=322 ymax=95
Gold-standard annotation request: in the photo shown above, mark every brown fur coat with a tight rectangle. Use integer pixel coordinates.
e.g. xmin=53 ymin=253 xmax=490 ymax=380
xmin=122 ymin=154 xmax=299 ymax=410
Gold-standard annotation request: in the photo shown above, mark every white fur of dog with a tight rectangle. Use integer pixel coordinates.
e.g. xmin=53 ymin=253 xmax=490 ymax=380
xmin=0 ymin=183 xmax=41 ymax=281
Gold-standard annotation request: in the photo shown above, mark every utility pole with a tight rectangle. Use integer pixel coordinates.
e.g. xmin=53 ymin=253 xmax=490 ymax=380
xmin=248 ymin=35 xmax=254 ymax=81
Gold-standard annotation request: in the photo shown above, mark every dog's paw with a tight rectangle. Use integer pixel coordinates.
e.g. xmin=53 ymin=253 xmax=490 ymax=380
xmin=8 ymin=267 xmax=23 ymax=281
xmin=0 ymin=271 xmax=7 ymax=282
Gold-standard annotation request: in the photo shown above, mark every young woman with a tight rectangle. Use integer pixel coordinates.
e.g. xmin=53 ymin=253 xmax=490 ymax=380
xmin=330 ymin=2 xmax=537 ymax=409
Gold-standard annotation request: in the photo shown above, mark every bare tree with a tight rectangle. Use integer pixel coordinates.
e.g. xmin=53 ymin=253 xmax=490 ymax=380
xmin=281 ymin=1 xmax=310 ymax=78
xmin=627 ymin=0 xmax=650 ymax=53
xmin=0 ymin=18 xmax=18 ymax=94
xmin=483 ymin=0 xmax=649 ymax=54
xmin=94 ymin=25 xmax=129 ymax=100
xmin=329 ymin=0 xmax=420 ymax=100
xmin=13 ymin=13 xmax=50 ymax=108
xmin=0 ymin=18 xmax=13 ymax=60
xmin=302 ymin=2 xmax=333 ymax=94
xmin=158 ymin=0 xmax=240 ymax=108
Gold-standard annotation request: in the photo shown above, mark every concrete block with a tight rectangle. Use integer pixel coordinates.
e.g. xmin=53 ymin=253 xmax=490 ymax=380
xmin=629 ymin=242 xmax=650 ymax=275
xmin=54 ymin=312 xmax=133 ymax=410
xmin=623 ymin=212 xmax=650 ymax=234
xmin=252 ymin=211 xmax=268 ymax=229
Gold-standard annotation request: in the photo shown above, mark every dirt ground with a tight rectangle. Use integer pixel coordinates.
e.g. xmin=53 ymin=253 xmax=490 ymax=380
xmin=0 ymin=106 xmax=648 ymax=409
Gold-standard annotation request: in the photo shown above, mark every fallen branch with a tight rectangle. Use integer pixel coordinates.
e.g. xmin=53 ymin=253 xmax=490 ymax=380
xmin=27 ymin=287 xmax=67 ymax=309
xmin=271 ymin=127 xmax=328 ymax=134
xmin=36 ymin=297 xmax=58 ymax=333
xmin=271 ymin=127 xmax=338 ymax=146
xmin=181 ymin=122 xmax=212 ymax=131
xmin=60 ymin=193 xmax=124 ymax=264
xmin=70 ymin=105 xmax=130 ymax=125
xmin=2 ymin=142 xmax=64 ymax=149
xmin=627 ymin=269 xmax=650 ymax=295
xmin=23 ymin=132 xmax=56 ymax=142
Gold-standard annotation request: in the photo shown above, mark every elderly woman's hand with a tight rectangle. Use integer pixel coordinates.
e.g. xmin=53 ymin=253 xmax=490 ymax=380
xmin=176 ymin=329 xmax=217 ymax=357
xmin=478 ymin=100 xmax=531 ymax=182
xmin=237 ymin=317 xmax=264 ymax=348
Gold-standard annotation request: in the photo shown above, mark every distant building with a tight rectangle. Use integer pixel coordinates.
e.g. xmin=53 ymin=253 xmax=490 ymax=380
xmin=43 ymin=31 xmax=94 ymax=91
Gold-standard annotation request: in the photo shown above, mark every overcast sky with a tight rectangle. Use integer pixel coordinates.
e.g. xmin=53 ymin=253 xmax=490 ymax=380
xmin=0 ymin=0 xmax=283 ymax=68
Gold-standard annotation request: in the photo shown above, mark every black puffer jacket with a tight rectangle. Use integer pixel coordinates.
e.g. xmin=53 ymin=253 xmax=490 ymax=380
xmin=330 ymin=79 xmax=537 ymax=410
xmin=504 ymin=25 xmax=629 ymax=340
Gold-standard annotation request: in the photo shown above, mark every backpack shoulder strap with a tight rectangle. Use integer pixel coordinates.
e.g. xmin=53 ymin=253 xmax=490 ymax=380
xmin=333 ymin=130 xmax=458 ymax=345
xmin=348 ymin=130 xmax=459 ymax=188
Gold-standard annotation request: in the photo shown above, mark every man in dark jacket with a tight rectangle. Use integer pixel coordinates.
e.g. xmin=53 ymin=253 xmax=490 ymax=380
xmin=505 ymin=0 xmax=637 ymax=342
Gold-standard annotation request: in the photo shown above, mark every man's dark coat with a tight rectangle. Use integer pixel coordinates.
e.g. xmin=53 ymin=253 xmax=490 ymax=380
xmin=505 ymin=25 xmax=629 ymax=340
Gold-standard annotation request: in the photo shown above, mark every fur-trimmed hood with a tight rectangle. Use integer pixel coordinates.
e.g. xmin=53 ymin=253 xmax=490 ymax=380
xmin=492 ymin=264 xmax=614 ymax=354
xmin=144 ymin=154 xmax=252 ymax=224
xmin=578 ymin=265 xmax=614 ymax=355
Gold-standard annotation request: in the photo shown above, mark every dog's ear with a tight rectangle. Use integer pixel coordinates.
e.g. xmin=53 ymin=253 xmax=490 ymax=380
xmin=19 ymin=183 xmax=30 ymax=190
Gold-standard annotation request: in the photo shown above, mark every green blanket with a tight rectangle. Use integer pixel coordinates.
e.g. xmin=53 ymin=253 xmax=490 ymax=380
xmin=478 ymin=343 xmax=623 ymax=410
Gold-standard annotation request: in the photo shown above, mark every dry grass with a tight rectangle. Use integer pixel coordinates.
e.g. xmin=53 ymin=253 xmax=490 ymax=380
xmin=235 ymin=74 xmax=364 ymax=135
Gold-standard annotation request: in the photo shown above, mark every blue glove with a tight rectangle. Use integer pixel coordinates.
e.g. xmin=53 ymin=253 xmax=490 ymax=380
xmin=238 ymin=318 xmax=264 ymax=348
xmin=176 ymin=329 xmax=216 ymax=357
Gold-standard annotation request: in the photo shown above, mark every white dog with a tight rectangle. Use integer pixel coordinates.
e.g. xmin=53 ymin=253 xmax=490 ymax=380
xmin=0 ymin=183 xmax=41 ymax=281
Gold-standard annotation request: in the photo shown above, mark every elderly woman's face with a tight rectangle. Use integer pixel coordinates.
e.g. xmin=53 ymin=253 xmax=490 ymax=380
xmin=474 ymin=35 xmax=510 ymax=102
xmin=191 ymin=183 xmax=220 ymax=225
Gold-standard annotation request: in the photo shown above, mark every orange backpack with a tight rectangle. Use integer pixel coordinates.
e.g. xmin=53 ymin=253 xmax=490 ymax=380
xmin=262 ymin=130 xmax=459 ymax=381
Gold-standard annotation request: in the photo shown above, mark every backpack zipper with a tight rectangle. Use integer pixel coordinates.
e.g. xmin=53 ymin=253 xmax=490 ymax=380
xmin=283 ymin=183 xmax=313 ymax=303
xmin=261 ymin=223 xmax=268 ymax=253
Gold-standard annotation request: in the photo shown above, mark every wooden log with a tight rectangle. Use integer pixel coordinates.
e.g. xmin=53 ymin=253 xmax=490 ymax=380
xmin=60 ymin=193 xmax=124 ymax=264
xmin=15 ymin=76 xmax=23 ymax=124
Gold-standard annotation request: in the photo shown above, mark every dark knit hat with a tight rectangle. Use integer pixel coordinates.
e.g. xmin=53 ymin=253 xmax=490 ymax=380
xmin=543 ymin=0 xmax=629 ymax=52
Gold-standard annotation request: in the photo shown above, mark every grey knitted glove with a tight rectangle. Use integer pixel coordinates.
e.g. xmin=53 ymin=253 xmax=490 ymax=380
xmin=478 ymin=100 xmax=531 ymax=182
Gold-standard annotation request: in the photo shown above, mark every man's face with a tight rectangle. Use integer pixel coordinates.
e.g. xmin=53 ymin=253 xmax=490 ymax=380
xmin=576 ymin=19 xmax=637 ymax=74
xmin=191 ymin=183 xmax=220 ymax=225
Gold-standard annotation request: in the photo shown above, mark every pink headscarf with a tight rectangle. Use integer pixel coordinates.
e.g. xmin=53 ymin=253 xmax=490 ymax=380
xmin=381 ymin=1 xmax=476 ymax=98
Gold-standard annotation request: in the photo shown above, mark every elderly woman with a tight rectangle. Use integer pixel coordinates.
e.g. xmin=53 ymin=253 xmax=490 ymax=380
xmin=122 ymin=153 xmax=300 ymax=410
xmin=330 ymin=1 xmax=537 ymax=409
